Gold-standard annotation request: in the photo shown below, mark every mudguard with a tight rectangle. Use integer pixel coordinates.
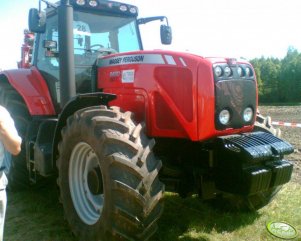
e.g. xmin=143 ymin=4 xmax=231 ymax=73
xmin=52 ymin=93 xmax=116 ymax=165
xmin=0 ymin=67 xmax=56 ymax=115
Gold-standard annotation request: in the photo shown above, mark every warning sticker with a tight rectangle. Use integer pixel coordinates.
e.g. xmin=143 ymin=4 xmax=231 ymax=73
xmin=122 ymin=69 xmax=135 ymax=83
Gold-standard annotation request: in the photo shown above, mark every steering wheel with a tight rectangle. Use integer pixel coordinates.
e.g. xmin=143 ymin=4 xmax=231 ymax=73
xmin=89 ymin=44 xmax=118 ymax=54
xmin=90 ymin=44 xmax=105 ymax=50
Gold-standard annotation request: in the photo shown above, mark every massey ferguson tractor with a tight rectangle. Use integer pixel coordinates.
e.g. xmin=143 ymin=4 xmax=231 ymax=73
xmin=0 ymin=0 xmax=294 ymax=240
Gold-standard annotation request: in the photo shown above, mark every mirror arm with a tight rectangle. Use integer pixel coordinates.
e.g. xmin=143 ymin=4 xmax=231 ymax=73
xmin=138 ymin=16 xmax=169 ymax=25
xmin=41 ymin=0 xmax=58 ymax=9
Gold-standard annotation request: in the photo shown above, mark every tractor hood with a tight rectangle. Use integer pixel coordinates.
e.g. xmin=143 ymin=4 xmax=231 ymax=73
xmin=97 ymin=50 xmax=256 ymax=141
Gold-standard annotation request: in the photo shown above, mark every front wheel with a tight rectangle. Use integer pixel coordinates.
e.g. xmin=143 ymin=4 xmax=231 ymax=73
xmin=57 ymin=106 xmax=164 ymax=241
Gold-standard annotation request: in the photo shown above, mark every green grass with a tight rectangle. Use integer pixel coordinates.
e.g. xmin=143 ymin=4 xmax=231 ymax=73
xmin=152 ymin=183 xmax=301 ymax=241
xmin=5 ymin=180 xmax=301 ymax=241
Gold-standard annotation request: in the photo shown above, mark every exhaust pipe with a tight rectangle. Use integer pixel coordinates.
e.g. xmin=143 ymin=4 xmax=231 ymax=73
xmin=58 ymin=0 xmax=76 ymax=108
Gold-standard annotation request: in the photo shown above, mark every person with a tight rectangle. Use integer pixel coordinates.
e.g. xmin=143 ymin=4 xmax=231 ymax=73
xmin=0 ymin=105 xmax=22 ymax=241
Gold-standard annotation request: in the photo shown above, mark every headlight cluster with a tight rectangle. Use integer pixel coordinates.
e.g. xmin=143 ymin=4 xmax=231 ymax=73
xmin=237 ymin=66 xmax=252 ymax=77
xmin=76 ymin=0 xmax=98 ymax=7
xmin=75 ymin=0 xmax=138 ymax=14
xmin=218 ymin=107 xmax=254 ymax=125
xmin=214 ymin=65 xmax=253 ymax=78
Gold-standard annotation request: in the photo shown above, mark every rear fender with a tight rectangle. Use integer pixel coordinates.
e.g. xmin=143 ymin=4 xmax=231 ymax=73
xmin=0 ymin=67 xmax=56 ymax=115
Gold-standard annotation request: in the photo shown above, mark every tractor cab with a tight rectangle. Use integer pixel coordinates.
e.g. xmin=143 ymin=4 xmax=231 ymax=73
xmin=29 ymin=0 xmax=172 ymax=110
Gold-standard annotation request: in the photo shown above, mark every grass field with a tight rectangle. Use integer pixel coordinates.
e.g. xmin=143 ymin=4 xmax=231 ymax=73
xmin=5 ymin=181 xmax=301 ymax=241
xmin=4 ymin=105 xmax=301 ymax=241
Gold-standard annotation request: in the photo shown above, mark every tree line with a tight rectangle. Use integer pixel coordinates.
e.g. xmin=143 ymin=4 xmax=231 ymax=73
xmin=250 ymin=46 xmax=301 ymax=103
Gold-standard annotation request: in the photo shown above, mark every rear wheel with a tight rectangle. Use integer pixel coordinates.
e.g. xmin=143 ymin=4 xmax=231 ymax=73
xmin=57 ymin=106 xmax=164 ymax=241
xmin=0 ymin=82 xmax=31 ymax=190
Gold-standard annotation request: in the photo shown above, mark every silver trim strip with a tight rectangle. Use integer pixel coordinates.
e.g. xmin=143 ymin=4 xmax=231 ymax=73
xmin=98 ymin=54 xmax=165 ymax=67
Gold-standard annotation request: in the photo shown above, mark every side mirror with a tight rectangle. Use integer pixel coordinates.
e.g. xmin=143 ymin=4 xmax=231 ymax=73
xmin=28 ymin=8 xmax=46 ymax=33
xmin=160 ymin=25 xmax=172 ymax=45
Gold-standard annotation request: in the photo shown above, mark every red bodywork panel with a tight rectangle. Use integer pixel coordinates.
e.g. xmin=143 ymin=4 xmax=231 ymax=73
xmin=98 ymin=50 xmax=255 ymax=141
xmin=1 ymin=67 xmax=56 ymax=115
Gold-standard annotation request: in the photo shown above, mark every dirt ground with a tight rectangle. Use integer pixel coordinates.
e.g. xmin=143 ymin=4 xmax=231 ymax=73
xmin=258 ymin=105 xmax=301 ymax=183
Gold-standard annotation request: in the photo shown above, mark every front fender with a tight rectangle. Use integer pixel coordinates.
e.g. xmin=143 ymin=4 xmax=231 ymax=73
xmin=52 ymin=93 xmax=116 ymax=164
xmin=1 ymin=67 xmax=56 ymax=115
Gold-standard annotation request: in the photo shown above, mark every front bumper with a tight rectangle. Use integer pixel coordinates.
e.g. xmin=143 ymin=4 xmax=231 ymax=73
xmin=214 ymin=131 xmax=294 ymax=195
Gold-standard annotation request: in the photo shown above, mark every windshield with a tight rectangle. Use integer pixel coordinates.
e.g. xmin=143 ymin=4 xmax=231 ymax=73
xmin=37 ymin=11 xmax=141 ymax=68
xmin=72 ymin=11 xmax=141 ymax=59
xmin=36 ymin=11 xmax=141 ymax=95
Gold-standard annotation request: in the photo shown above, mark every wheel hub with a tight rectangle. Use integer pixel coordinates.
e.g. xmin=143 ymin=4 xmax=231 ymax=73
xmin=88 ymin=167 xmax=103 ymax=195
xmin=69 ymin=142 xmax=104 ymax=225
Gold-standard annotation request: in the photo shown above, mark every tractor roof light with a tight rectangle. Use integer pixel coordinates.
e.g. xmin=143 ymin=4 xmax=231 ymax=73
xmin=76 ymin=0 xmax=86 ymax=6
xmin=129 ymin=7 xmax=137 ymax=14
xmin=119 ymin=5 xmax=128 ymax=12
xmin=89 ymin=0 xmax=98 ymax=7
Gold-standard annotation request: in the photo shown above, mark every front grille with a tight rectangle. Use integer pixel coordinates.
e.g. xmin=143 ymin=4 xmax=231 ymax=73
xmin=215 ymin=79 xmax=256 ymax=130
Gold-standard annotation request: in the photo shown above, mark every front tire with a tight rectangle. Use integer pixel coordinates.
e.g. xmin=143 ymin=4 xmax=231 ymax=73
xmin=57 ymin=106 xmax=164 ymax=241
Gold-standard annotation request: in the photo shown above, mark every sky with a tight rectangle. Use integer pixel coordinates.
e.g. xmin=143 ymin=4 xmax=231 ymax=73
xmin=1 ymin=0 xmax=301 ymax=70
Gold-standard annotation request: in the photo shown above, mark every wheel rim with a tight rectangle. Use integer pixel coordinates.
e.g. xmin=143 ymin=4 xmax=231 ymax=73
xmin=69 ymin=142 xmax=104 ymax=225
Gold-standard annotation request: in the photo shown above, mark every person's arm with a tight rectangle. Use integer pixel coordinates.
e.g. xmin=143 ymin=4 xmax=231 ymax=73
xmin=0 ymin=106 xmax=21 ymax=155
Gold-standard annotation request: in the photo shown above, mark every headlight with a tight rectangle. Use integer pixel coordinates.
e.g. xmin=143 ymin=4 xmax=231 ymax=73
xmin=243 ymin=107 xmax=253 ymax=122
xmin=237 ymin=66 xmax=243 ymax=77
xmin=129 ymin=7 xmax=137 ymax=14
xmin=224 ymin=66 xmax=232 ymax=77
xmin=219 ymin=109 xmax=231 ymax=125
xmin=89 ymin=0 xmax=98 ymax=7
xmin=214 ymin=66 xmax=223 ymax=77
xmin=245 ymin=67 xmax=251 ymax=77
xmin=76 ymin=0 xmax=86 ymax=5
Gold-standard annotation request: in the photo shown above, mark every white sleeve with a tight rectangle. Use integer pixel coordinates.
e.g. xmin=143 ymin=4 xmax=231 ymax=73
xmin=0 ymin=106 xmax=22 ymax=142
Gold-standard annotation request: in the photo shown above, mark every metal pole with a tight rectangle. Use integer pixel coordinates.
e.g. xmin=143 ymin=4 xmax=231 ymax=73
xmin=58 ymin=0 xmax=76 ymax=108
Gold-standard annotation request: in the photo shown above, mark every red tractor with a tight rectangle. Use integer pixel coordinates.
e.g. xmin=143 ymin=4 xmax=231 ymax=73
xmin=0 ymin=0 xmax=294 ymax=240
xmin=17 ymin=29 xmax=35 ymax=69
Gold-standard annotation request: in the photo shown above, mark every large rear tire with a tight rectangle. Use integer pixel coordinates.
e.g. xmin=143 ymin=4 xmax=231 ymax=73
xmin=57 ymin=106 xmax=164 ymax=241
xmin=0 ymin=82 xmax=31 ymax=190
